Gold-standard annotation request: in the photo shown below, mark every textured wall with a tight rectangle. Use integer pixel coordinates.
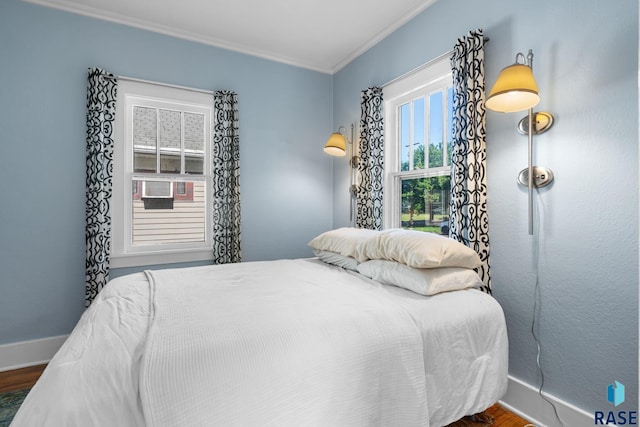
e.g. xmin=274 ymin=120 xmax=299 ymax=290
xmin=331 ymin=0 xmax=638 ymax=415
xmin=0 ymin=0 xmax=333 ymax=345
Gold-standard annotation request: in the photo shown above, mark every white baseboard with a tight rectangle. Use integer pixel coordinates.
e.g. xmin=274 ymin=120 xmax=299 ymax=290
xmin=501 ymin=375 xmax=594 ymax=427
xmin=0 ymin=335 xmax=68 ymax=372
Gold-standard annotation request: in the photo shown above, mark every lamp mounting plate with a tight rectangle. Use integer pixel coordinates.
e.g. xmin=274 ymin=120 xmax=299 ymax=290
xmin=517 ymin=111 xmax=554 ymax=135
xmin=517 ymin=166 xmax=554 ymax=188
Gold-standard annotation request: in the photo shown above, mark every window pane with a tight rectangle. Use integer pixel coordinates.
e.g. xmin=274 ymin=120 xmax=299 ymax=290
xmin=401 ymin=175 xmax=450 ymax=234
xmin=400 ymin=103 xmax=410 ymax=171
xmin=133 ymin=106 xmax=157 ymax=173
xmin=132 ymin=179 xmax=206 ymax=246
xmin=176 ymin=182 xmax=186 ymax=195
xmin=159 ymin=109 xmax=181 ymax=173
xmin=429 ymin=91 xmax=444 ymax=168
xmin=413 ymin=98 xmax=425 ymax=170
xmin=184 ymin=112 xmax=205 ymax=175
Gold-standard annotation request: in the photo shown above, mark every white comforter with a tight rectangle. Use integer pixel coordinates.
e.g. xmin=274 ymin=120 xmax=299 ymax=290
xmin=12 ymin=258 xmax=508 ymax=427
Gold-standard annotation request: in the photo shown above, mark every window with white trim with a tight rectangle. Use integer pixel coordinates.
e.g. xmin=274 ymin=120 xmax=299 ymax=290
xmin=112 ymin=80 xmax=213 ymax=268
xmin=383 ymin=55 xmax=453 ymax=234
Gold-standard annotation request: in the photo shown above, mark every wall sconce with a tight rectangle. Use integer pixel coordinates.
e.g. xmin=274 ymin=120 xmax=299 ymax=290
xmin=324 ymin=123 xmax=359 ymax=224
xmin=486 ymin=49 xmax=554 ymax=235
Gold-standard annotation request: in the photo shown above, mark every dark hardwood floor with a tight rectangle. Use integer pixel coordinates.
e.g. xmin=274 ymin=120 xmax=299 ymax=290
xmin=0 ymin=364 xmax=46 ymax=393
xmin=1 ymin=365 xmax=533 ymax=426
xmin=447 ymin=403 xmax=534 ymax=426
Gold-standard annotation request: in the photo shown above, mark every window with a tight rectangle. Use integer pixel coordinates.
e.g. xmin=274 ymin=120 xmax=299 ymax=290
xmin=112 ymin=80 xmax=213 ymax=268
xmin=383 ymin=55 xmax=453 ymax=234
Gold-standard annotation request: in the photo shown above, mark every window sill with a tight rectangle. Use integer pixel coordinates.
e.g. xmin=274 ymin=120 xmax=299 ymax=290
xmin=110 ymin=248 xmax=214 ymax=269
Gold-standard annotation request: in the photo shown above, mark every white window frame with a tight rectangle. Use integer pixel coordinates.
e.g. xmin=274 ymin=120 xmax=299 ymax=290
xmin=383 ymin=54 xmax=453 ymax=230
xmin=112 ymin=79 xmax=214 ymax=268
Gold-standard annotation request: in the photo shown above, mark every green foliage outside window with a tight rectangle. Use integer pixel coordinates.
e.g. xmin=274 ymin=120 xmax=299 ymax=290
xmin=401 ymin=143 xmax=450 ymax=230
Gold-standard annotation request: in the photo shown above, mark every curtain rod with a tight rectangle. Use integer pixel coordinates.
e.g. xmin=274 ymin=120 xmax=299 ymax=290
xmin=104 ymin=74 xmax=214 ymax=95
xmin=381 ymin=36 xmax=489 ymax=88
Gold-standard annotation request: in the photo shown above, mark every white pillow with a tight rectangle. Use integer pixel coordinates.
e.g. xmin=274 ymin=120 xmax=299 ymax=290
xmin=314 ymin=250 xmax=359 ymax=271
xmin=308 ymin=227 xmax=379 ymax=262
xmin=359 ymin=228 xmax=481 ymax=269
xmin=357 ymin=259 xmax=482 ymax=296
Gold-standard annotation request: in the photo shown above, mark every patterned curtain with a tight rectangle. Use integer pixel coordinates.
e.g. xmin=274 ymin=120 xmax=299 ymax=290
xmin=449 ymin=29 xmax=491 ymax=292
xmin=356 ymin=87 xmax=384 ymax=230
xmin=212 ymin=91 xmax=242 ymax=264
xmin=85 ymin=68 xmax=117 ymax=306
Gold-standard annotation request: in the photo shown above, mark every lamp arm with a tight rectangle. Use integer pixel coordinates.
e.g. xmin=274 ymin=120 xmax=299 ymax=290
xmin=526 ymin=49 xmax=535 ymax=235
xmin=526 ymin=49 xmax=534 ymax=68
xmin=349 ymin=123 xmax=358 ymax=191
xmin=527 ymin=108 xmax=534 ymax=235
xmin=347 ymin=123 xmax=359 ymax=226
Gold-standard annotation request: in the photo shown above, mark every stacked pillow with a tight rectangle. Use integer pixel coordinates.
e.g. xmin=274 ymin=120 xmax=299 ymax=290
xmin=308 ymin=227 xmax=483 ymax=296
xmin=308 ymin=227 xmax=378 ymax=271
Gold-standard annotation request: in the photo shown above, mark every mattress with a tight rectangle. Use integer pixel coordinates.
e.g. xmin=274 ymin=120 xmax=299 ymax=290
xmin=11 ymin=258 xmax=508 ymax=427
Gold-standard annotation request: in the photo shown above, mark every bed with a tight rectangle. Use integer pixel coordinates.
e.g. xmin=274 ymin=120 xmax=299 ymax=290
xmin=11 ymin=228 xmax=508 ymax=427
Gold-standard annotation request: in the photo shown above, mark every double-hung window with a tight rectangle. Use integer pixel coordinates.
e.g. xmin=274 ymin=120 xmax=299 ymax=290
xmin=112 ymin=80 xmax=213 ymax=268
xmin=383 ymin=55 xmax=453 ymax=234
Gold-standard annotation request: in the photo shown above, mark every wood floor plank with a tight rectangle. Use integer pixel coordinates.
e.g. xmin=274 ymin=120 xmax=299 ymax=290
xmin=486 ymin=403 xmax=533 ymax=426
xmin=445 ymin=403 xmax=533 ymax=426
xmin=0 ymin=364 xmax=46 ymax=393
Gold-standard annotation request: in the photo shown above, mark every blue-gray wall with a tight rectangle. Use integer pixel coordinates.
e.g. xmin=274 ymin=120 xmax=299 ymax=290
xmin=0 ymin=0 xmax=333 ymax=344
xmin=332 ymin=0 xmax=638 ymax=415
xmin=1 ymin=0 xmax=638 ymax=418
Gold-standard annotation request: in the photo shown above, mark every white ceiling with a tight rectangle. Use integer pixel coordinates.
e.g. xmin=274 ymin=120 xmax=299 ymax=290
xmin=25 ymin=0 xmax=437 ymax=74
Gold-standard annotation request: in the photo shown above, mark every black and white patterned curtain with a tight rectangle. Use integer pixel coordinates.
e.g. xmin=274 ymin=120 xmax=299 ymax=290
xmin=85 ymin=68 xmax=117 ymax=306
xmin=450 ymin=29 xmax=491 ymax=292
xmin=356 ymin=87 xmax=384 ymax=230
xmin=212 ymin=91 xmax=242 ymax=264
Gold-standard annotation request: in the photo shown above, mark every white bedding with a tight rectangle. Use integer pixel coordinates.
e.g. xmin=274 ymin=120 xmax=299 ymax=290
xmin=11 ymin=258 xmax=508 ymax=427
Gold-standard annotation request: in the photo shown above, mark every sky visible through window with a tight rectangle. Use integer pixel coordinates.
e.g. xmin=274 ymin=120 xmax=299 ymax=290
xmin=400 ymin=88 xmax=453 ymax=171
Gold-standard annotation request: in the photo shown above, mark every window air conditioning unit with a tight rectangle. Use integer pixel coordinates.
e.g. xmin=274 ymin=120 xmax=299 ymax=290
xmin=141 ymin=181 xmax=174 ymax=209
xmin=142 ymin=181 xmax=173 ymax=198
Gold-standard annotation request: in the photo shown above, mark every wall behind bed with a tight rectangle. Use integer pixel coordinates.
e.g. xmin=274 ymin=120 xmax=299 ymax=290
xmin=331 ymin=0 xmax=638 ymax=419
xmin=0 ymin=0 xmax=333 ymax=346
